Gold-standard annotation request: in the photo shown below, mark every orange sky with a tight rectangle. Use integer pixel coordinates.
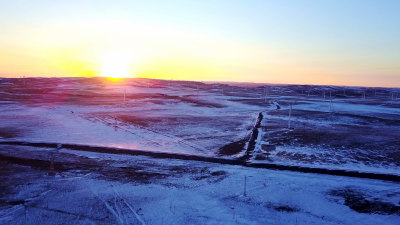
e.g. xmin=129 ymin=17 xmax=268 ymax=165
xmin=1 ymin=1 xmax=399 ymax=87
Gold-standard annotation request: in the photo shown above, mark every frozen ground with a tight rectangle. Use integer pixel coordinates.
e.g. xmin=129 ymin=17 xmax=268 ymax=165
xmin=0 ymin=78 xmax=263 ymax=156
xmin=0 ymin=145 xmax=399 ymax=225
xmin=251 ymin=93 xmax=400 ymax=175
xmin=0 ymin=78 xmax=399 ymax=224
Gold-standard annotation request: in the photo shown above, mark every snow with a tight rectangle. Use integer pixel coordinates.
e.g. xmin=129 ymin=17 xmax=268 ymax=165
xmin=0 ymin=78 xmax=399 ymax=224
xmin=1 ymin=146 xmax=399 ymax=225
xmin=0 ymin=83 xmax=262 ymax=156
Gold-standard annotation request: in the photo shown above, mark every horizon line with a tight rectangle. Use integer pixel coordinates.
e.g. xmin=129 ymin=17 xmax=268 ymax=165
xmin=1 ymin=75 xmax=399 ymax=89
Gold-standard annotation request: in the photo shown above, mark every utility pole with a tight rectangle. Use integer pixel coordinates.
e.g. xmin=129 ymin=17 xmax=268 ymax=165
xmin=243 ymin=175 xmax=247 ymax=196
xmin=24 ymin=204 xmax=27 ymax=222
xmin=288 ymin=104 xmax=292 ymax=129
xmin=49 ymin=152 xmax=55 ymax=175
xmin=264 ymin=86 xmax=268 ymax=103
xmin=124 ymin=88 xmax=126 ymax=105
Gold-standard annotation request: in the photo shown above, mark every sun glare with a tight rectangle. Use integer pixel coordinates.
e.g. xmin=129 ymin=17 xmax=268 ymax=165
xmin=100 ymin=53 xmax=133 ymax=79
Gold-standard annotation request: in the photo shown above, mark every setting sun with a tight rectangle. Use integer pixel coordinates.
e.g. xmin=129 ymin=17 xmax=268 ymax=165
xmin=100 ymin=52 xmax=133 ymax=78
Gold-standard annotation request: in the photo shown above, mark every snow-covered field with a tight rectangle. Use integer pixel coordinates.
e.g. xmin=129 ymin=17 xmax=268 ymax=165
xmin=0 ymin=78 xmax=262 ymax=156
xmin=1 ymin=145 xmax=399 ymax=225
xmin=248 ymin=87 xmax=400 ymax=176
xmin=0 ymin=78 xmax=399 ymax=224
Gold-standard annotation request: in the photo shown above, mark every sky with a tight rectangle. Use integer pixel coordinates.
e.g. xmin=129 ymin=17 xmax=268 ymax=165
xmin=0 ymin=0 xmax=399 ymax=87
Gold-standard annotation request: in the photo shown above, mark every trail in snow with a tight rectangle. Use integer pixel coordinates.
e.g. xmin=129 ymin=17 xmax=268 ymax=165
xmin=112 ymin=185 xmax=146 ymax=225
